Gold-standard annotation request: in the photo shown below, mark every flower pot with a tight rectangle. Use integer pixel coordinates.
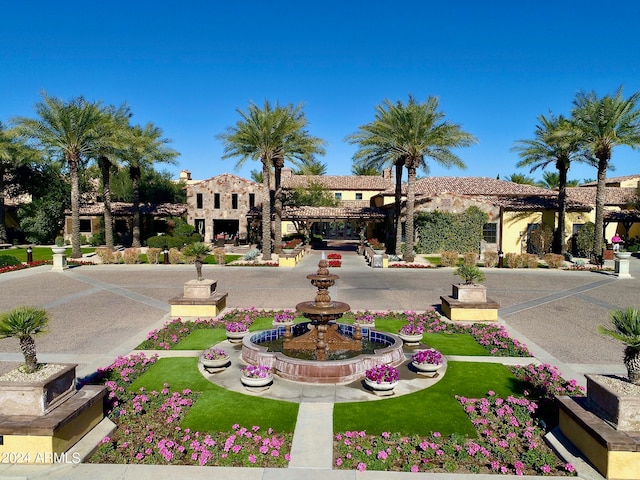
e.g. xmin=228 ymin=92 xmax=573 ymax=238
xmin=364 ymin=377 xmax=398 ymax=396
xmin=241 ymin=374 xmax=273 ymax=388
xmin=373 ymin=249 xmax=385 ymax=255
xmin=226 ymin=329 xmax=249 ymax=343
xmin=412 ymin=361 xmax=442 ymax=375
xmin=272 ymin=321 xmax=294 ymax=328
xmin=615 ymin=251 xmax=631 ymax=260
xmin=398 ymin=332 xmax=423 ymax=345
xmin=282 ymin=249 xmax=294 ymax=255
xmin=201 ymin=356 xmax=230 ymax=369
xmin=51 ymin=246 xmax=67 ymax=254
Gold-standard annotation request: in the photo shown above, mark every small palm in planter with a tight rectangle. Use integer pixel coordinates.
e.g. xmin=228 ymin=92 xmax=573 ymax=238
xmin=598 ymin=308 xmax=640 ymax=385
xmin=183 ymin=242 xmax=211 ymax=280
xmin=0 ymin=306 xmax=49 ymax=373
xmin=454 ymin=265 xmax=485 ymax=285
xmin=452 ymin=265 xmax=486 ymax=303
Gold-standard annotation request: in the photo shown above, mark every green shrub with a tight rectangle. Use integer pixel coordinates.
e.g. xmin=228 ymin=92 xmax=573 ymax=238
xmin=89 ymin=233 xmax=104 ymax=247
xmin=55 ymin=236 xmax=64 ymax=247
xmin=0 ymin=255 xmax=20 ymax=267
xmin=440 ymin=251 xmax=459 ymax=267
xmin=416 ymin=207 xmax=488 ymax=254
xmin=454 ymin=265 xmax=485 ymax=284
xmin=575 ymin=222 xmax=596 ymax=257
xmin=528 ymin=223 xmax=553 ymax=255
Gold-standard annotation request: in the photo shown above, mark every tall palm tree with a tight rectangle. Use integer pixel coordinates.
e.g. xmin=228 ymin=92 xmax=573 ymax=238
xmin=348 ymin=95 xmax=476 ymax=262
xmin=93 ymin=104 xmax=131 ymax=250
xmin=513 ymin=114 xmax=588 ymax=253
xmin=293 ymin=157 xmax=328 ymax=175
xmin=506 ymin=173 xmax=537 ymax=185
xmin=13 ymin=94 xmax=104 ymax=258
xmin=218 ymin=101 xmax=325 ymax=260
xmin=572 ymin=87 xmax=640 ymax=254
xmin=122 ymin=123 xmax=178 ymax=247
xmin=0 ymin=122 xmax=38 ymax=244
xmin=0 ymin=306 xmax=49 ymax=374
xmin=351 ymin=163 xmax=382 ymax=176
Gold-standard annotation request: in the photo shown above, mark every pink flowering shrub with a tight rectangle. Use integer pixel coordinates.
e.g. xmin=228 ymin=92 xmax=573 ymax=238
xmin=334 ymin=392 xmax=577 ymax=475
xmin=85 ymin=353 xmax=292 ymax=467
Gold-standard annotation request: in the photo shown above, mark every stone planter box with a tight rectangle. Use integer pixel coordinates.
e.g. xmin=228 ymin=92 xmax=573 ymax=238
xmin=452 ymin=284 xmax=487 ymax=303
xmin=0 ymin=363 xmax=77 ymax=416
xmin=586 ymin=374 xmax=640 ymax=431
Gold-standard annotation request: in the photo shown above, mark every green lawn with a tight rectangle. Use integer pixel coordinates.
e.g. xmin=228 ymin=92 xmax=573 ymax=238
xmin=3 ymin=246 xmax=95 ymax=262
xmin=129 ymin=357 xmax=525 ymax=438
xmin=130 ymin=357 xmax=299 ymax=432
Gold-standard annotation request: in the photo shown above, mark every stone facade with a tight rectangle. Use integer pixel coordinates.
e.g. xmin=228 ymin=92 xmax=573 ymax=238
xmin=186 ymin=173 xmax=262 ymax=243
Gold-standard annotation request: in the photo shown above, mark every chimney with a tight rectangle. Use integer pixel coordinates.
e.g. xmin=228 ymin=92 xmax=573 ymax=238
xmin=180 ymin=170 xmax=192 ymax=181
xmin=382 ymin=168 xmax=392 ymax=179
xmin=282 ymin=167 xmax=293 ymax=178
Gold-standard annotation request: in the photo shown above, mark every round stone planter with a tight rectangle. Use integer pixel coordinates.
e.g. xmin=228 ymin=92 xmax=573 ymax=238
xmin=272 ymin=321 xmax=294 ymax=328
xmin=51 ymin=246 xmax=67 ymax=254
xmin=364 ymin=378 xmax=398 ymax=396
xmin=412 ymin=361 xmax=442 ymax=375
xmin=226 ymin=330 xmax=249 ymax=343
xmin=200 ymin=356 xmax=230 ymax=369
xmin=373 ymin=249 xmax=385 ymax=255
xmin=615 ymin=251 xmax=632 ymax=260
xmin=240 ymin=374 xmax=273 ymax=388
xmin=398 ymin=332 xmax=423 ymax=345
xmin=282 ymin=249 xmax=295 ymax=255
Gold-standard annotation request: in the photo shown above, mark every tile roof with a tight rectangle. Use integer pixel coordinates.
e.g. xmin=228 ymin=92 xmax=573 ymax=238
xmin=191 ymin=172 xmax=261 ymax=188
xmin=381 ymin=176 xmax=555 ymax=196
xmin=247 ymin=205 xmax=385 ymax=220
xmin=73 ymin=202 xmax=188 ymax=216
xmin=604 ymin=209 xmax=640 ymax=222
xmin=282 ymin=175 xmax=394 ymax=191
xmin=581 ymin=175 xmax=640 ymax=186
xmin=566 ymin=187 xmax=637 ymax=206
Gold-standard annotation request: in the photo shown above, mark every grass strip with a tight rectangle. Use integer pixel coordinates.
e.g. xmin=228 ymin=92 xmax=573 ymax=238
xmin=334 ymin=362 xmax=524 ymax=436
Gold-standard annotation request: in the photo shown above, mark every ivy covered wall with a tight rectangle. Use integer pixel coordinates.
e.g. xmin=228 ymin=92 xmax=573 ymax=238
xmin=415 ymin=206 xmax=488 ymax=254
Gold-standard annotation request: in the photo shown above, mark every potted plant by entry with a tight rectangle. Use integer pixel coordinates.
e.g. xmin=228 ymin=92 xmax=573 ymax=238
xmin=200 ymin=347 xmax=230 ymax=369
xmin=364 ymin=364 xmax=400 ymax=394
xmin=225 ymin=321 xmax=250 ymax=342
xmin=411 ymin=348 xmax=444 ymax=374
xmin=52 ymin=236 xmax=67 ymax=254
xmin=183 ymin=242 xmax=211 ymax=281
xmin=240 ymin=364 xmax=273 ymax=387
xmin=452 ymin=265 xmax=487 ymax=303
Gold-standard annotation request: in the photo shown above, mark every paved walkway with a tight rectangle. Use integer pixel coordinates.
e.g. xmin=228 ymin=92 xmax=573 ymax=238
xmin=1 ymin=250 xmax=639 ymax=479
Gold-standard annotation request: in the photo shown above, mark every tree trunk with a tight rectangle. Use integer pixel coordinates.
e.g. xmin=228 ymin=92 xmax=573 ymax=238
xmin=19 ymin=335 xmax=38 ymax=373
xmin=554 ymin=162 xmax=568 ymax=254
xmin=592 ymin=156 xmax=608 ymax=255
xmin=100 ymin=157 xmax=115 ymax=250
xmin=273 ymin=157 xmax=283 ymax=254
xmin=403 ymin=164 xmax=416 ymax=263
xmin=624 ymin=346 xmax=640 ymax=385
xmin=69 ymin=155 xmax=82 ymax=258
xmin=394 ymin=161 xmax=403 ymax=256
xmin=0 ymin=169 xmax=6 ymax=244
xmin=261 ymin=161 xmax=272 ymax=260
xmin=130 ymin=165 xmax=141 ymax=248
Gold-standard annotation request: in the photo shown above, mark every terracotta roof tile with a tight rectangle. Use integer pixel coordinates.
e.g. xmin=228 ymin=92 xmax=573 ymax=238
xmin=566 ymin=187 xmax=637 ymax=206
xmin=73 ymin=202 xmax=188 ymax=216
xmin=282 ymin=175 xmax=394 ymax=191
xmin=381 ymin=176 xmax=554 ymax=196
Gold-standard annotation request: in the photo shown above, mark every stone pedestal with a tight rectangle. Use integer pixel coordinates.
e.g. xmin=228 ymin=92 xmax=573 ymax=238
xmin=170 ymin=278 xmax=227 ymax=318
xmin=183 ymin=279 xmax=217 ymax=299
xmin=0 ymin=364 xmax=106 ymax=463
xmin=557 ymin=375 xmax=640 ymax=479
xmin=440 ymin=283 xmax=499 ymax=322
xmin=615 ymin=259 xmax=632 ymax=278
xmin=51 ymin=253 xmax=68 ymax=271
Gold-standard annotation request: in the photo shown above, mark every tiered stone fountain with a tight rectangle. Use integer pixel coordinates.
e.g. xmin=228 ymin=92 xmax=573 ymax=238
xmin=241 ymin=255 xmax=405 ymax=384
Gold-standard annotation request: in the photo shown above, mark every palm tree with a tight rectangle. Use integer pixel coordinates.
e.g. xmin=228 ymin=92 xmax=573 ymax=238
xmin=293 ymin=157 xmax=328 ymax=175
xmin=13 ymin=94 xmax=104 ymax=258
xmin=92 ymin=104 xmax=131 ymax=250
xmin=513 ymin=114 xmax=588 ymax=253
xmin=0 ymin=122 xmax=38 ymax=244
xmin=348 ymin=95 xmax=476 ymax=262
xmin=0 ymin=306 xmax=49 ymax=374
xmin=218 ymin=101 xmax=325 ymax=260
xmin=572 ymin=87 xmax=640 ymax=254
xmin=598 ymin=308 xmax=640 ymax=385
xmin=122 ymin=123 xmax=178 ymax=247
xmin=351 ymin=163 xmax=382 ymax=176
xmin=506 ymin=173 xmax=537 ymax=185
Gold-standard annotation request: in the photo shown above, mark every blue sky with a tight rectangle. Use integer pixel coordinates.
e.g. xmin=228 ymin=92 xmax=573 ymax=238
xmin=2 ymin=1 xmax=640 ymax=184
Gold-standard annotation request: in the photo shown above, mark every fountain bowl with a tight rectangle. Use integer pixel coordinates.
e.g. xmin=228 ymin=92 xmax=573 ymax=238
xmin=241 ymin=325 xmax=405 ymax=384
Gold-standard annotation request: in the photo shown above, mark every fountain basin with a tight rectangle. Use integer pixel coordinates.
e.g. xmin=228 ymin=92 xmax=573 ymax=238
xmin=242 ymin=325 xmax=405 ymax=384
